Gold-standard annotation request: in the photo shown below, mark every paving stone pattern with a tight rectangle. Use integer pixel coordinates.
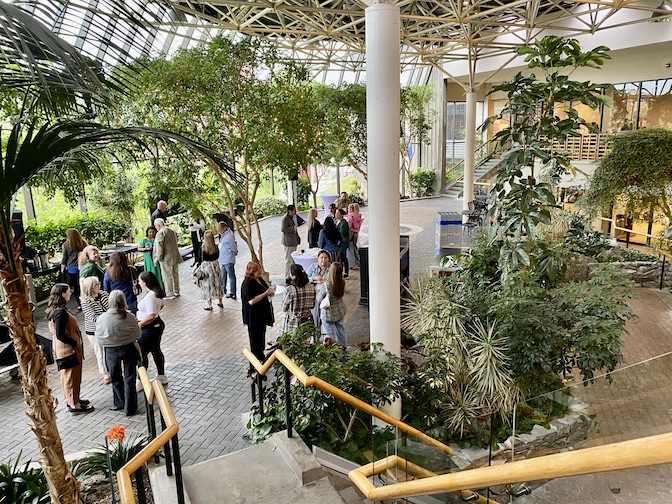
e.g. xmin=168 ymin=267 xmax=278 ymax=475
xmin=1 ymin=197 xmax=671 ymax=501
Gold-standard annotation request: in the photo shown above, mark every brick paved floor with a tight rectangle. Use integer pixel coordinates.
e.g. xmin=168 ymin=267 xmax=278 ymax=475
xmin=1 ymin=197 xmax=671 ymax=501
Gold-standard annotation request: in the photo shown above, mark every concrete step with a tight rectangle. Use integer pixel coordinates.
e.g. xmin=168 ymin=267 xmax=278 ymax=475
xmin=149 ymin=463 xmax=192 ymax=504
xmin=154 ymin=431 xmax=347 ymax=504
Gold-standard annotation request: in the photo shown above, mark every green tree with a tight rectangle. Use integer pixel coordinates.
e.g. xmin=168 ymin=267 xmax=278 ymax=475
xmin=123 ymin=37 xmax=326 ymax=270
xmin=400 ymin=85 xmax=435 ymax=198
xmin=583 ymin=128 xmax=672 ymax=229
xmin=482 ymin=36 xmax=612 ymax=271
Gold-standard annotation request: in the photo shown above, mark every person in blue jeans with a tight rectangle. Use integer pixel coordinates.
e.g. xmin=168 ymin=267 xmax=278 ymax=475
xmin=217 ymin=221 xmax=238 ymax=300
xmin=316 ymin=262 xmax=347 ymax=346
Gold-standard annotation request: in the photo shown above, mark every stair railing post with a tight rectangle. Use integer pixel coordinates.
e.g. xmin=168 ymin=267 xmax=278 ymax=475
xmin=160 ymin=413 xmax=174 ymax=477
xmin=135 ymin=465 xmax=146 ymax=504
xmin=285 ymin=367 xmax=292 ymax=438
xmin=257 ymin=372 xmax=265 ymax=419
xmin=170 ymin=434 xmax=186 ymax=504
xmin=660 ymin=255 xmax=666 ymax=290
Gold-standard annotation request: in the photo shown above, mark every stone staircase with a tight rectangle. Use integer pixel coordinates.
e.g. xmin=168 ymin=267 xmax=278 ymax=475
xmin=445 ymin=157 xmax=501 ymax=198
xmin=149 ymin=431 xmax=371 ymax=504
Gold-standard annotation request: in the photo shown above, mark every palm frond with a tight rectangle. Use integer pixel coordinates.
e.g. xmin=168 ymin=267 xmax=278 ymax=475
xmin=0 ymin=120 xmax=237 ymax=207
xmin=0 ymin=2 xmax=112 ymax=109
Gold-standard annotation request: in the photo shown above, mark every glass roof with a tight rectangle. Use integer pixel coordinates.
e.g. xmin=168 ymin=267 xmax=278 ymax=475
xmin=15 ymin=0 xmax=671 ymax=86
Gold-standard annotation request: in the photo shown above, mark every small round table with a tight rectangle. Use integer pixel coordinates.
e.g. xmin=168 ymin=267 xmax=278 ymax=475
xmin=319 ymin=193 xmax=339 ymax=218
xmin=291 ymin=248 xmax=321 ymax=273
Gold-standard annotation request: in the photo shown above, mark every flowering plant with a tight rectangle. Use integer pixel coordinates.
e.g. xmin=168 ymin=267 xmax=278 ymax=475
xmin=79 ymin=426 xmax=148 ymax=478
xmin=107 ymin=425 xmax=125 ymax=444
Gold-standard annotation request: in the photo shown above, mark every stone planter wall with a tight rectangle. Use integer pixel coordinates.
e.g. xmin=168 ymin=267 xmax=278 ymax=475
xmin=567 ymin=255 xmax=671 ymax=288
xmin=594 ymin=260 xmax=671 ymax=288
xmin=450 ymin=396 xmax=592 ymax=471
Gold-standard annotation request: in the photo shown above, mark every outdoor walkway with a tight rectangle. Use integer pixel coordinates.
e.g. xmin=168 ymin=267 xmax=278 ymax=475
xmin=0 ymin=197 xmax=671 ymax=503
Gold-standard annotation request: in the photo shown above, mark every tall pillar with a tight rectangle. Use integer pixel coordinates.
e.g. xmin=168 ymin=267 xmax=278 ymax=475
xmin=463 ymin=90 xmax=477 ymax=211
xmin=366 ymin=4 xmax=401 ymax=364
xmin=21 ymin=186 xmax=36 ymax=221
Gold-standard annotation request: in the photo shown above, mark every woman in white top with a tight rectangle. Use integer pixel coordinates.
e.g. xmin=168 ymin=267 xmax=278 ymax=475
xmin=136 ymin=271 xmax=167 ymax=384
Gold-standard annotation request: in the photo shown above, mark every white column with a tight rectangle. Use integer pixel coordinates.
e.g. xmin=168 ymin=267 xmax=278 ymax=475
xmin=21 ymin=186 xmax=36 ymax=221
xmin=463 ymin=90 xmax=477 ymax=211
xmin=366 ymin=4 xmax=401 ymax=362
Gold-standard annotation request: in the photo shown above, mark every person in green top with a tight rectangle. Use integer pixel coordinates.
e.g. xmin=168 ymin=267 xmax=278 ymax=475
xmin=78 ymin=245 xmax=105 ymax=283
xmin=335 ymin=208 xmax=350 ymax=278
xmin=138 ymin=226 xmax=163 ymax=289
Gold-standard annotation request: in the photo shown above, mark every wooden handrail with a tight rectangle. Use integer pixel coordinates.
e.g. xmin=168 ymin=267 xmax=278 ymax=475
xmin=350 ymin=431 xmax=672 ymax=501
xmin=117 ymin=368 xmax=179 ymax=503
xmin=244 ymin=348 xmax=452 ymax=455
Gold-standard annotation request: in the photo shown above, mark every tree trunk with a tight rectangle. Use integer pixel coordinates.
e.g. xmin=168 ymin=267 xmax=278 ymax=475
xmin=0 ymin=211 xmax=80 ymax=503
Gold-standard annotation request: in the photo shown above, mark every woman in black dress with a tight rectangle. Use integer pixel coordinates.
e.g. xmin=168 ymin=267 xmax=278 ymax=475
xmin=240 ymin=261 xmax=275 ymax=378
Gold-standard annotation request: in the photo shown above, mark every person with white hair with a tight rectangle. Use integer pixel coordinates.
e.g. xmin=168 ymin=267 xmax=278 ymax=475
xmin=95 ymin=290 xmax=141 ymax=416
xmin=150 ymin=200 xmax=168 ymax=225
xmin=80 ymin=276 xmax=110 ymax=384
xmin=153 ymin=217 xmax=183 ymax=299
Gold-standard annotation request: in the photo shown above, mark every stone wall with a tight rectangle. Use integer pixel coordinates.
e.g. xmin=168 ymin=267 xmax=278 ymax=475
xmin=451 ymin=396 xmax=592 ymax=471
xmin=566 ymin=256 xmax=671 ymax=288
xmin=604 ymin=260 xmax=671 ymax=288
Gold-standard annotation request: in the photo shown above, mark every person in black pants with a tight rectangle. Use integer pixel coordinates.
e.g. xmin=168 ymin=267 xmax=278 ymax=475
xmin=240 ymin=261 xmax=275 ymax=378
xmin=95 ymin=290 xmax=141 ymax=416
xmin=136 ymin=271 xmax=167 ymax=384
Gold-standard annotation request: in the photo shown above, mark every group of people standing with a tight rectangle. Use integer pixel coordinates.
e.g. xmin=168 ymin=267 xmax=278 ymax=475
xmin=48 ymin=215 xmax=171 ymax=416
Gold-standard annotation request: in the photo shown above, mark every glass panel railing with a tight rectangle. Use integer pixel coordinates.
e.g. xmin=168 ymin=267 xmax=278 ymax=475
xmin=507 ymin=351 xmax=672 ymax=501
xmin=373 ymin=434 xmax=496 ymax=504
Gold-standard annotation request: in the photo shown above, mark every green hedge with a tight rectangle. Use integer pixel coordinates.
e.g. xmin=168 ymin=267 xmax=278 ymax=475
xmin=25 ymin=213 xmax=128 ymax=255
xmin=409 ymin=167 xmax=436 ymax=197
xmin=254 ymin=196 xmax=287 ymax=219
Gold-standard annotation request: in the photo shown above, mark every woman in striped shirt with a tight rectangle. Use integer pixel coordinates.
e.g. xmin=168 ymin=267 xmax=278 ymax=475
xmin=80 ymin=276 xmax=110 ymax=384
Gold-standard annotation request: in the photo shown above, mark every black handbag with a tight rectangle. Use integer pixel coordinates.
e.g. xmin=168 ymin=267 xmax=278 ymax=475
xmin=55 ymin=353 xmax=79 ymax=371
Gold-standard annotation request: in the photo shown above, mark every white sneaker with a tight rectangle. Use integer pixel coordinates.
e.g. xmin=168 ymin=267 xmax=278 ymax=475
xmin=136 ymin=380 xmax=144 ymax=393
xmin=156 ymin=374 xmax=168 ymax=385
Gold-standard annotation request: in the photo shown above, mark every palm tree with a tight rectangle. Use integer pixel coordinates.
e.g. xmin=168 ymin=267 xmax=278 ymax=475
xmin=0 ymin=3 xmax=235 ymax=502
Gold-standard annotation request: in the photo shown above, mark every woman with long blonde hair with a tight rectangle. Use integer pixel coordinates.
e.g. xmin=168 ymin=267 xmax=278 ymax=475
xmin=316 ymin=261 xmax=347 ymax=346
xmin=194 ymin=230 xmax=224 ymax=310
xmin=78 ymin=245 xmax=104 ymax=282
xmin=61 ymin=228 xmax=87 ymax=309
xmin=306 ymin=208 xmax=322 ymax=249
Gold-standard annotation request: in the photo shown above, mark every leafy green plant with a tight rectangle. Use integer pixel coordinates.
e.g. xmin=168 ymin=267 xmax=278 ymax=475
xmin=409 ymin=167 xmax=436 ymax=197
xmin=246 ymin=325 xmax=405 ymax=464
xmin=253 ymin=196 xmax=287 ymax=219
xmin=296 ymin=175 xmax=312 ymax=208
xmin=0 ymin=452 xmax=49 ymax=504
xmin=481 ymin=36 xmax=612 ymax=271
xmin=563 ymin=213 xmax=611 ymax=258
xmin=78 ymin=426 xmax=148 ymax=479
xmin=583 ymin=129 xmax=672 ymax=226
xmin=25 ymin=213 xmax=127 ymax=255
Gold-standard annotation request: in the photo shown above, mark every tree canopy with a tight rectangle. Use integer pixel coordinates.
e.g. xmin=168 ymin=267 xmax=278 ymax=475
xmin=584 ymin=128 xmax=672 ymax=220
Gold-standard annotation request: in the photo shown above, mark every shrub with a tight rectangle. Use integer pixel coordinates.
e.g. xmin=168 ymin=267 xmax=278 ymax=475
xmin=253 ymin=197 xmax=287 ymax=219
xmin=350 ymin=194 xmax=365 ymax=207
xmin=78 ymin=426 xmax=148 ymax=479
xmin=297 ymin=175 xmax=312 ymax=208
xmin=246 ymin=325 xmax=404 ymax=464
xmin=0 ymin=452 xmax=49 ymax=504
xmin=25 ymin=213 xmax=128 ymax=256
xmin=409 ymin=167 xmax=436 ymax=197
xmin=563 ymin=213 xmax=611 ymax=258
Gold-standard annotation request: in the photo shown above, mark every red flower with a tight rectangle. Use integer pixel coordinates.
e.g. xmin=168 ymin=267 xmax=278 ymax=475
xmin=107 ymin=425 xmax=125 ymax=443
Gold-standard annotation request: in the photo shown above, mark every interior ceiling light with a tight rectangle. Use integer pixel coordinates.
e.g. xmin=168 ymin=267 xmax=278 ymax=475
xmin=650 ymin=0 xmax=672 ymax=22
